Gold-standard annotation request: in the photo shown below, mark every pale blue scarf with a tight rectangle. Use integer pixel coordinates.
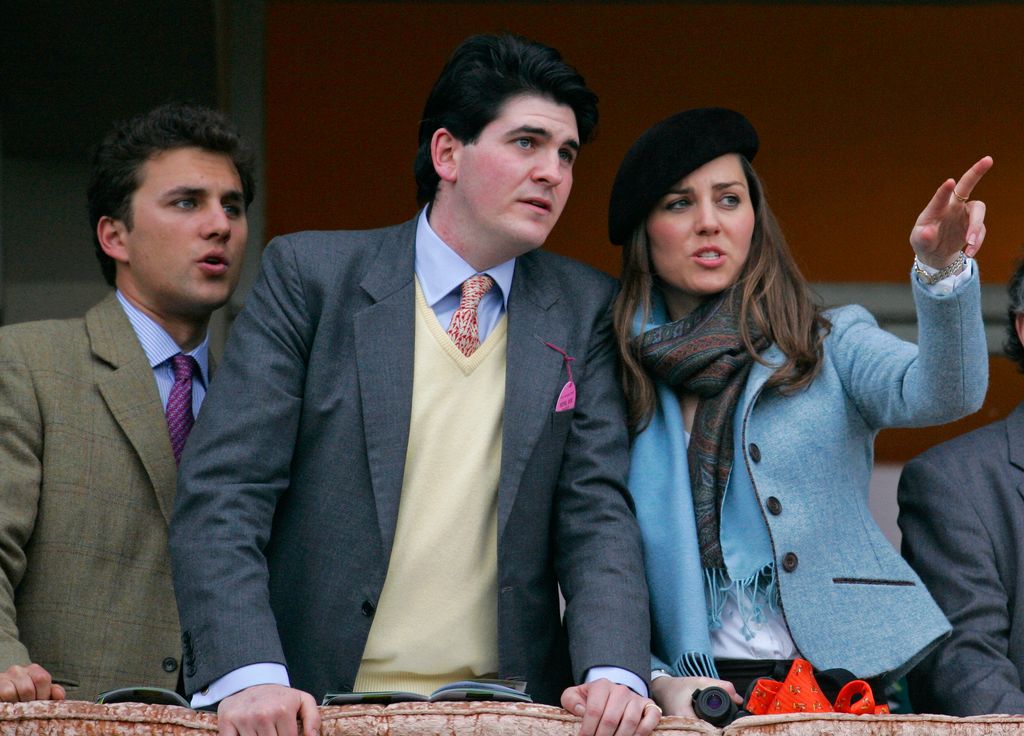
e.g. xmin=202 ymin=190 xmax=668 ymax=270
xmin=630 ymin=292 xmax=777 ymax=677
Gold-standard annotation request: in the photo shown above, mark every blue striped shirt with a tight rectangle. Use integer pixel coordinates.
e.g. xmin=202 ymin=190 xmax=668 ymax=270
xmin=115 ymin=291 xmax=210 ymax=417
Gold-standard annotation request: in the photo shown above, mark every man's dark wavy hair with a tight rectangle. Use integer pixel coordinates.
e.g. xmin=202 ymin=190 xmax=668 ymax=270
xmin=1005 ymin=255 xmax=1024 ymax=372
xmin=88 ymin=103 xmax=255 ymax=286
xmin=414 ymin=33 xmax=598 ymax=206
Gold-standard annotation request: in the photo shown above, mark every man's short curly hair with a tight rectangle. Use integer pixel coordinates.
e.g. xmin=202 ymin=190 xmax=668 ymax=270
xmin=87 ymin=103 xmax=255 ymax=286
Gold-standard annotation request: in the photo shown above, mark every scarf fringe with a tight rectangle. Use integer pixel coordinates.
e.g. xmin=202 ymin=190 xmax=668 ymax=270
xmin=706 ymin=562 xmax=780 ymax=641
xmin=674 ymin=651 xmax=720 ymax=680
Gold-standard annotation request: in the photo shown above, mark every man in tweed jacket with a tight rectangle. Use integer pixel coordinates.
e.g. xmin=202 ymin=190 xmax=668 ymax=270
xmin=0 ymin=104 xmax=253 ymax=702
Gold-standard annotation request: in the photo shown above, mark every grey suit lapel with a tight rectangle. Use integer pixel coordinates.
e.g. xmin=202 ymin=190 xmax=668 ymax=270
xmin=1006 ymin=404 xmax=1024 ymax=485
xmin=87 ymin=294 xmax=178 ymax=524
xmin=355 ymin=219 xmax=417 ymax=555
xmin=499 ymin=252 xmax=569 ymax=537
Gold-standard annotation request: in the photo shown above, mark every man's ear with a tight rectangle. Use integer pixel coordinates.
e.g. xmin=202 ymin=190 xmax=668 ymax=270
xmin=96 ymin=216 xmax=130 ymax=265
xmin=1015 ymin=312 xmax=1024 ymax=348
xmin=431 ymin=128 xmax=461 ymax=185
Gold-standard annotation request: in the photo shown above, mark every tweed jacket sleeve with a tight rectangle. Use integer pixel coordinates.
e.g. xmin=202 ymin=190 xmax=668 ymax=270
xmin=0 ymin=328 xmax=41 ymax=666
xmin=825 ymin=268 xmax=987 ymax=429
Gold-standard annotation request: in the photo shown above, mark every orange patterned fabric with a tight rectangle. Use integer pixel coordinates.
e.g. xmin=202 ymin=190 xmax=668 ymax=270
xmin=447 ymin=274 xmax=495 ymax=357
xmin=745 ymin=659 xmax=889 ymax=716
xmin=834 ymin=680 xmax=888 ymax=715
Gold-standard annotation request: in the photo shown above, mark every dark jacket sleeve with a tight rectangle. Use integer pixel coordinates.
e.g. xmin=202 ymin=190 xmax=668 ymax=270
xmin=551 ymin=278 xmax=650 ymax=688
xmin=899 ymin=440 xmax=1024 ymax=715
xmin=170 ymin=236 xmax=314 ymax=692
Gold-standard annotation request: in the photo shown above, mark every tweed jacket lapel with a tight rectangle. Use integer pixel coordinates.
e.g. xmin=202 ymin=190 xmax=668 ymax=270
xmin=86 ymin=293 xmax=177 ymax=524
xmin=740 ymin=344 xmax=784 ymax=417
xmin=355 ymin=219 xmax=417 ymax=556
xmin=498 ymin=251 xmax=569 ymax=537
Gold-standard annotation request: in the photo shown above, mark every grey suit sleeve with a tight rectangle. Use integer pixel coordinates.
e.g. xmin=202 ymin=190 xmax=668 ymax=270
xmin=899 ymin=454 xmax=1024 ymax=715
xmin=170 ymin=237 xmax=312 ymax=693
xmin=553 ymin=293 xmax=650 ymax=687
xmin=0 ymin=330 xmax=40 ymax=667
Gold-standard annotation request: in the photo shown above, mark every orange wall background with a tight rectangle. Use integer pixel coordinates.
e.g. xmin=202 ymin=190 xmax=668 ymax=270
xmin=264 ymin=1 xmax=1024 ymax=461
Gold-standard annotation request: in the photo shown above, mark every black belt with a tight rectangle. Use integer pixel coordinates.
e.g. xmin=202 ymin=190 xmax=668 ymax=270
xmin=714 ymin=658 xmax=884 ymax=704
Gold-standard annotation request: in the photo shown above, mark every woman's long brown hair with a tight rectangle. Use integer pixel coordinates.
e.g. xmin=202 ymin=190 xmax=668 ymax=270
xmin=612 ymin=158 xmax=831 ymax=435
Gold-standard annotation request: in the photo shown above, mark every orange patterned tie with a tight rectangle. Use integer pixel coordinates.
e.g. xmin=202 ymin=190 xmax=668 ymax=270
xmin=447 ymin=274 xmax=495 ymax=356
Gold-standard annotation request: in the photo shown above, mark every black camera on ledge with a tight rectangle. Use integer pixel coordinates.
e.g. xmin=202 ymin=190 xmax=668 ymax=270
xmin=692 ymin=686 xmax=749 ymax=726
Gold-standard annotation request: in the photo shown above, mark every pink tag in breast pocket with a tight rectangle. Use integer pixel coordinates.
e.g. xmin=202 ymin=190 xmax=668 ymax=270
xmin=543 ymin=339 xmax=577 ymax=413
xmin=556 ymin=380 xmax=576 ymax=412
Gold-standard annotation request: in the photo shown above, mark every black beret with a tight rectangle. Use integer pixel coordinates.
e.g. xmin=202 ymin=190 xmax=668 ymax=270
xmin=608 ymin=108 xmax=759 ymax=245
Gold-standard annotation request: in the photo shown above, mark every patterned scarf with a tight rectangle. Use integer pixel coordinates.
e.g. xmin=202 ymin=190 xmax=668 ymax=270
xmin=634 ymin=288 xmax=768 ymax=569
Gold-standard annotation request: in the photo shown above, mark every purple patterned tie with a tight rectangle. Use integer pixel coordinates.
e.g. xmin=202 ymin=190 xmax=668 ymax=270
xmin=166 ymin=354 xmax=198 ymax=465
xmin=447 ymin=274 xmax=495 ymax=357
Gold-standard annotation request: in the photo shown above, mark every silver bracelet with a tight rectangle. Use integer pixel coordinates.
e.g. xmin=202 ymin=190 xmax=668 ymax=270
xmin=913 ymin=250 xmax=967 ymax=285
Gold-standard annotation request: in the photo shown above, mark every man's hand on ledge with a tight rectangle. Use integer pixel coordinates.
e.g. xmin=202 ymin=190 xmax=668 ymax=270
xmin=217 ymin=683 xmax=320 ymax=736
xmin=562 ymin=678 xmax=660 ymax=736
xmin=0 ymin=663 xmax=66 ymax=702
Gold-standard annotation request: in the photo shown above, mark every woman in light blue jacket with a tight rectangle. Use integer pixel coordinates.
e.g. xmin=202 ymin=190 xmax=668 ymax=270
xmin=608 ymin=108 xmax=991 ymax=716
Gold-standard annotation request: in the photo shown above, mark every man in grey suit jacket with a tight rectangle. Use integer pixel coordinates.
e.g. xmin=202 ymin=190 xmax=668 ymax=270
xmin=0 ymin=104 xmax=253 ymax=702
xmin=899 ymin=257 xmax=1024 ymax=715
xmin=170 ymin=34 xmax=654 ymax=736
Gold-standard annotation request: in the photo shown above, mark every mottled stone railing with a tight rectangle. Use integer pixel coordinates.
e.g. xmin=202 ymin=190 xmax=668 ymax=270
xmin=2 ymin=700 xmax=1023 ymax=736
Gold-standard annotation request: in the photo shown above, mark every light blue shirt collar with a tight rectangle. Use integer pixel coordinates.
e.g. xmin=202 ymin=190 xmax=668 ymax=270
xmin=115 ymin=290 xmax=210 ymax=386
xmin=414 ymin=208 xmax=515 ymax=309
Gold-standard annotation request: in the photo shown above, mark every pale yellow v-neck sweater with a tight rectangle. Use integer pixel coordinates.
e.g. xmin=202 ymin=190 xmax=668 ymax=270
xmin=353 ymin=281 xmax=507 ymax=694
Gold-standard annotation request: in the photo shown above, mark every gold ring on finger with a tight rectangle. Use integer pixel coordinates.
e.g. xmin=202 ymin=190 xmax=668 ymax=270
xmin=953 ymin=188 xmax=969 ymax=203
xmin=643 ymin=702 xmax=663 ymax=719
